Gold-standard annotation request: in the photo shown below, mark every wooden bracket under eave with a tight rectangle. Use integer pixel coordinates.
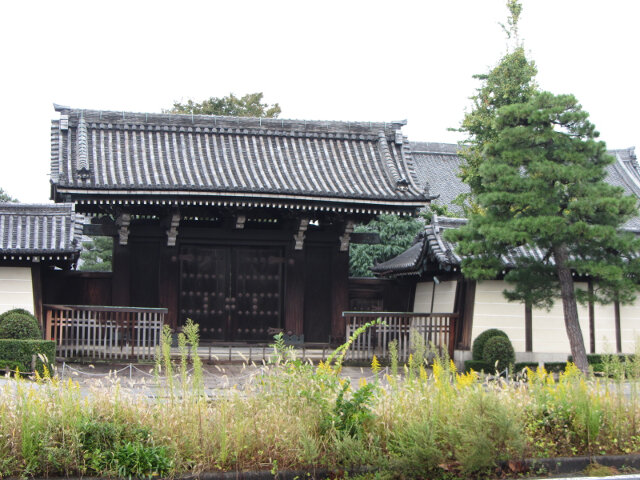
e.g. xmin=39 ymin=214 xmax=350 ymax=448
xmin=235 ymin=214 xmax=246 ymax=229
xmin=294 ymin=218 xmax=309 ymax=250
xmin=115 ymin=213 xmax=131 ymax=246
xmin=166 ymin=210 xmax=181 ymax=247
xmin=339 ymin=220 xmax=355 ymax=251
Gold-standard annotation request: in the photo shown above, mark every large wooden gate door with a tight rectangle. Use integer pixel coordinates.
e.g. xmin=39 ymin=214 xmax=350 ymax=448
xmin=232 ymin=247 xmax=283 ymax=341
xmin=180 ymin=246 xmax=229 ymax=341
xmin=179 ymin=246 xmax=283 ymax=341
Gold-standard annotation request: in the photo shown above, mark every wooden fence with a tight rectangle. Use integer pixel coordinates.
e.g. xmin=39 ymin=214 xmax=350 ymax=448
xmin=343 ymin=312 xmax=457 ymax=362
xmin=44 ymin=305 xmax=166 ymax=360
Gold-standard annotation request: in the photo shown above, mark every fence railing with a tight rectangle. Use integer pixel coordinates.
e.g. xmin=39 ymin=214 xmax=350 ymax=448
xmin=343 ymin=312 xmax=457 ymax=362
xmin=44 ymin=305 xmax=167 ymax=361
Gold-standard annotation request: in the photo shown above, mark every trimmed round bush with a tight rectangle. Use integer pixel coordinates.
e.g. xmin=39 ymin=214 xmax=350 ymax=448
xmin=0 ymin=312 xmax=41 ymax=340
xmin=0 ymin=308 xmax=37 ymax=324
xmin=472 ymin=328 xmax=509 ymax=361
xmin=482 ymin=336 xmax=515 ymax=371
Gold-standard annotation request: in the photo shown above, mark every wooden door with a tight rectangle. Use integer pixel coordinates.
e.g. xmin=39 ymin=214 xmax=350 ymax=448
xmin=304 ymin=246 xmax=332 ymax=343
xmin=231 ymin=247 xmax=283 ymax=341
xmin=180 ymin=246 xmax=229 ymax=341
xmin=179 ymin=245 xmax=283 ymax=341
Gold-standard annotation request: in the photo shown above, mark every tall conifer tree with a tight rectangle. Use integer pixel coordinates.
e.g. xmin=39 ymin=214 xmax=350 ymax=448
xmin=450 ymin=9 xmax=640 ymax=371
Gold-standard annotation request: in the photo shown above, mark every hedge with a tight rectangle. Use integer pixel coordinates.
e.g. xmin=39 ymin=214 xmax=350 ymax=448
xmin=0 ymin=339 xmax=55 ymax=375
xmin=569 ymin=353 xmax=636 ymax=364
xmin=463 ymin=360 xmax=493 ymax=373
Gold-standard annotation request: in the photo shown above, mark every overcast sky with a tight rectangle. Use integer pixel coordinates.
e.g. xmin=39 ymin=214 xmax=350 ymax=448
xmin=1 ymin=0 xmax=638 ymax=203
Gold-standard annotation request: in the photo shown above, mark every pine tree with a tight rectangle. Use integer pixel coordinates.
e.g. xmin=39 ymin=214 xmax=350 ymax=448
xmin=456 ymin=0 xmax=537 ymax=209
xmin=449 ymin=92 xmax=640 ymax=373
xmin=79 ymin=236 xmax=113 ymax=272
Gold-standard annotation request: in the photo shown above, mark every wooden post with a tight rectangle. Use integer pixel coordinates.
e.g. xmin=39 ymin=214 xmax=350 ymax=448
xmin=284 ymin=248 xmax=305 ymax=336
xmin=588 ymin=280 xmax=596 ymax=354
xmin=31 ymin=263 xmax=44 ymax=334
xmin=614 ymin=300 xmax=622 ymax=353
xmin=159 ymin=247 xmax=179 ymax=330
xmin=525 ymin=302 xmax=532 ymax=352
xmin=112 ymin=241 xmax=131 ymax=306
xmin=331 ymin=248 xmax=349 ymax=345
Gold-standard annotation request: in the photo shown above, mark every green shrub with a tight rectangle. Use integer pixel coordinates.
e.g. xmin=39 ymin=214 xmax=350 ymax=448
xmin=464 ymin=360 xmax=492 ymax=372
xmin=471 ymin=328 xmax=508 ymax=361
xmin=0 ymin=312 xmax=41 ymax=340
xmin=482 ymin=336 xmax=515 ymax=371
xmin=543 ymin=362 xmax=567 ymax=373
xmin=0 ymin=308 xmax=37 ymax=323
xmin=0 ymin=359 xmax=23 ymax=373
xmin=514 ymin=362 xmax=539 ymax=372
xmin=0 ymin=339 xmax=55 ymax=374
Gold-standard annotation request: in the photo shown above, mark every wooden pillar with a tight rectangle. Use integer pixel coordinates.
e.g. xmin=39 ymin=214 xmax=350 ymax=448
xmin=284 ymin=248 xmax=305 ymax=335
xmin=588 ymin=280 xmax=596 ymax=354
xmin=30 ymin=263 xmax=43 ymax=331
xmin=331 ymin=247 xmax=349 ymax=345
xmin=525 ymin=302 xmax=532 ymax=352
xmin=614 ymin=300 xmax=622 ymax=353
xmin=112 ymin=240 xmax=130 ymax=306
xmin=458 ymin=280 xmax=476 ymax=350
xmin=158 ymin=247 xmax=179 ymax=330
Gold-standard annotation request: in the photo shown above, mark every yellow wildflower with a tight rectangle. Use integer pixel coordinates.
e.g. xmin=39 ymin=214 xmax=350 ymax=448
xmin=371 ymin=355 xmax=381 ymax=375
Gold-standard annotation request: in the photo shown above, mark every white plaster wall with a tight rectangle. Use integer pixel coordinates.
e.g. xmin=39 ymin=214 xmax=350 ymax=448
xmin=413 ymin=281 xmax=457 ymax=313
xmin=593 ymin=303 xmax=617 ymax=353
xmin=619 ymin=301 xmax=640 ymax=353
xmin=0 ymin=267 xmax=34 ymax=315
xmin=471 ymin=280 xmax=526 ymax=352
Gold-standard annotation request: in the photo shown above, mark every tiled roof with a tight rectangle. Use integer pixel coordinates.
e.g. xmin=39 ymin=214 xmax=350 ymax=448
xmin=409 ymin=143 xmax=640 ymax=229
xmin=0 ymin=203 xmax=83 ymax=259
xmin=371 ymin=216 xmax=465 ymax=276
xmin=410 ymin=142 xmax=469 ymax=215
xmin=375 ymin=203 xmax=640 ymax=278
xmin=51 ymin=106 xmax=429 ymax=214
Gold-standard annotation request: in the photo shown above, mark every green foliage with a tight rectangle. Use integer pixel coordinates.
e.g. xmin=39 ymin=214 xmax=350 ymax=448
xmin=0 ymin=312 xmax=41 ymax=340
xmin=471 ymin=328 xmax=508 ymax=361
xmin=79 ymin=236 xmax=113 ymax=272
xmin=463 ymin=360 xmax=493 ymax=373
xmin=455 ymin=1 xmax=537 ymax=210
xmin=327 ymin=382 xmax=377 ymax=438
xmin=482 ymin=336 xmax=515 ymax=371
xmin=0 ymin=187 xmax=18 ymax=203
xmin=349 ymin=215 xmax=423 ymax=277
xmin=420 ymin=200 xmax=457 ymax=223
xmin=387 ymin=419 xmax=445 ymax=478
xmin=0 ymin=308 xmax=37 ymax=324
xmin=456 ymin=389 xmax=525 ymax=475
xmin=166 ymin=92 xmax=281 ymax=118
xmin=76 ymin=418 xmax=173 ymax=478
xmin=0 ymin=339 xmax=54 ymax=374
xmin=449 ymin=91 xmax=640 ymax=371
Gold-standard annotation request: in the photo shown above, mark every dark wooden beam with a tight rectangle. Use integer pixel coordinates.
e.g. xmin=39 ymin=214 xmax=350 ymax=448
xmin=350 ymin=232 xmax=381 ymax=244
xmin=83 ymin=223 xmax=117 ymax=236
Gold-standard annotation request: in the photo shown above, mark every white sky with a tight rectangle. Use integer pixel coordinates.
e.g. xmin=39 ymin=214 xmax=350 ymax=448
xmin=0 ymin=0 xmax=638 ymax=203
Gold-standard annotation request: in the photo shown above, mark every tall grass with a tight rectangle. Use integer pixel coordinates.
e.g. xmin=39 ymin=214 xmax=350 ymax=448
xmin=1 ymin=327 xmax=640 ymax=479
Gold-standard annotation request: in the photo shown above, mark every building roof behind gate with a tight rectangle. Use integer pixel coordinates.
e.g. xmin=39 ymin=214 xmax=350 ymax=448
xmin=0 ymin=203 xmax=82 ymax=262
